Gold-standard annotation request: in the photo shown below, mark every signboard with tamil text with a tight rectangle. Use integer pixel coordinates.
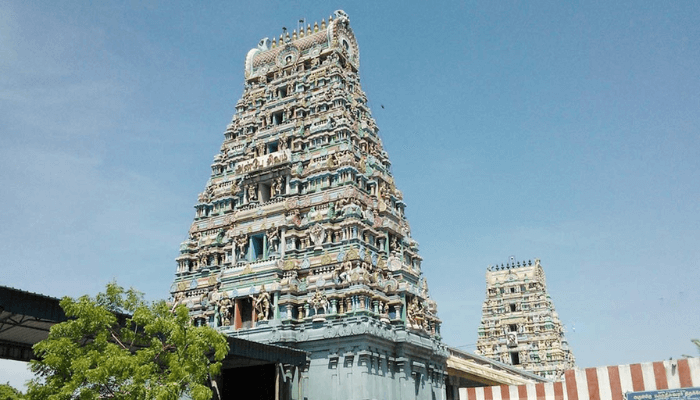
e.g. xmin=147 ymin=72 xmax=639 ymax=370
xmin=627 ymin=387 xmax=700 ymax=400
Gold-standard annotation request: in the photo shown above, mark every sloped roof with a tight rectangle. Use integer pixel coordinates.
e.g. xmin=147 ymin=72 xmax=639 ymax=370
xmin=0 ymin=286 xmax=307 ymax=367
xmin=0 ymin=286 xmax=66 ymax=362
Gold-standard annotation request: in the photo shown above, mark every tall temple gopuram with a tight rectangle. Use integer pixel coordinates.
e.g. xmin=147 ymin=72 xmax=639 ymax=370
xmin=474 ymin=259 xmax=576 ymax=380
xmin=169 ymin=10 xmax=448 ymax=400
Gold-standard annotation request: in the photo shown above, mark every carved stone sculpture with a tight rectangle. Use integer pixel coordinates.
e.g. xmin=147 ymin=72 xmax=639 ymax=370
xmin=407 ymin=297 xmax=424 ymax=329
xmin=247 ymin=184 xmax=258 ymax=202
xmin=235 ymin=233 xmax=248 ymax=262
xmin=271 ymin=176 xmax=284 ymax=198
xmin=309 ymin=290 xmax=328 ymax=316
xmin=219 ymin=297 xmax=233 ymax=326
xmin=266 ymin=225 xmax=279 ymax=252
xmin=309 ymin=223 xmax=325 ymax=247
xmin=252 ymin=286 xmax=271 ymax=321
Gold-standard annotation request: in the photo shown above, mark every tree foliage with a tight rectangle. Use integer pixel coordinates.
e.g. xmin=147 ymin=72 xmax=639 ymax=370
xmin=0 ymin=383 xmax=25 ymax=400
xmin=26 ymin=282 xmax=229 ymax=400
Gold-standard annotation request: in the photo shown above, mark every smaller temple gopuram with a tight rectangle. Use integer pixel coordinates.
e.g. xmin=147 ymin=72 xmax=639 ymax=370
xmin=474 ymin=259 xmax=575 ymax=380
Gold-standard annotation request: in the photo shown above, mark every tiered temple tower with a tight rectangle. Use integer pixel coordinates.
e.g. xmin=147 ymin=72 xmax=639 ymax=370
xmin=474 ymin=259 xmax=575 ymax=380
xmin=170 ymin=11 xmax=447 ymax=400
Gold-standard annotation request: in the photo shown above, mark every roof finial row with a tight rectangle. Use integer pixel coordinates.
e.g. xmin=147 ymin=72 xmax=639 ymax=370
xmin=268 ymin=15 xmax=336 ymax=49
xmin=486 ymin=259 xmax=534 ymax=271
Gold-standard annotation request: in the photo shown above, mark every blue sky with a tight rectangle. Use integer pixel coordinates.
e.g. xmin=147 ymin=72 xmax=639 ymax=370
xmin=1 ymin=0 xmax=699 ymax=389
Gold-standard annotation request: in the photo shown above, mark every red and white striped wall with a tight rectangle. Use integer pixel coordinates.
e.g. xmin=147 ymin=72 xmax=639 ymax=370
xmin=460 ymin=358 xmax=700 ymax=400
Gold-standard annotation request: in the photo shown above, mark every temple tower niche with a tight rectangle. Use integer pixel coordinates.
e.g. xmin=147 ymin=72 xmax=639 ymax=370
xmin=170 ymin=10 xmax=447 ymax=400
xmin=474 ymin=259 xmax=575 ymax=380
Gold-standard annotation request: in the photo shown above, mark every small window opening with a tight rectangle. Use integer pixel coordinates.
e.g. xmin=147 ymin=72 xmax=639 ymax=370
xmin=510 ymin=287 xmax=516 ymax=293
xmin=268 ymin=142 xmax=278 ymax=153
xmin=272 ymin=111 xmax=283 ymax=125
xmin=509 ymin=324 xmax=517 ymax=332
xmin=510 ymin=352 xmax=520 ymax=365
xmin=238 ymin=298 xmax=253 ymax=329
xmin=509 ymin=304 xmax=516 ymax=312
xmin=251 ymin=234 xmax=264 ymax=260
xmin=279 ymin=86 xmax=287 ymax=98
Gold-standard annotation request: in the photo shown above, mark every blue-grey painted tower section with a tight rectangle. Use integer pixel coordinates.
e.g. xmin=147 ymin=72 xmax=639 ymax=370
xmin=171 ymin=11 xmax=447 ymax=399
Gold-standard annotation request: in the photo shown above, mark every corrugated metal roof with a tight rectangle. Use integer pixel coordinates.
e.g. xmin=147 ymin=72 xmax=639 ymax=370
xmin=0 ymin=286 xmax=66 ymax=361
xmin=0 ymin=286 xmax=307 ymax=368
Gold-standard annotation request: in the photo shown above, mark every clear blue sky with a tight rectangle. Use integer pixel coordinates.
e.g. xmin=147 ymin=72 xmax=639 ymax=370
xmin=2 ymin=0 xmax=699 ymax=389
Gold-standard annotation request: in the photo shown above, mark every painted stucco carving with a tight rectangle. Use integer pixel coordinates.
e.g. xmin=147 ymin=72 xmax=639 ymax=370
xmin=475 ymin=259 xmax=575 ymax=379
xmin=170 ymin=11 xmax=446 ymax=399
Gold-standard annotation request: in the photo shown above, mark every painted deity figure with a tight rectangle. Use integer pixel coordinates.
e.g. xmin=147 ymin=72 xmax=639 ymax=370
xmin=420 ymin=278 xmax=429 ymax=298
xmin=170 ymin=292 xmax=185 ymax=313
xmin=326 ymin=153 xmax=339 ymax=169
xmin=309 ymin=290 xmax=328 ymax=316
xmin=230 ymin=179 xmax=239 ymax=196
xmin=199 ymin=185 xmax=214 ymax=203
xmin=198 ymin=249 xmax=209 ymax=268
xmin=266 ymin=225 xmax=279 ymax=252
xmin=380 ymin=184 xmax=390 ymax=201
xmin=235 ymin=233 xmax=248 ymax=262
xmin=270 ymin=176 xmax=284 ymax=198
xmin=219 ymin=297 xmax=233 ymax=326
xmin=334 ymin=259 xmax=352 ymax=284
xmin=407 ymin=297 xmax=424 ymax=329
xmin=256 ymin=142 xmax=265 ymax=157
xmin=252 ymin=286 xmax=271 ymax=321
xmin=507 ymin=332 xmax=518 ymax=347
xmin=390 ymin=236 xmax=399 ymax=251
xmin=309 ymin=223 xmax=325 ymax=246
xmin=247 ymin=184 xmax=258 ymax=202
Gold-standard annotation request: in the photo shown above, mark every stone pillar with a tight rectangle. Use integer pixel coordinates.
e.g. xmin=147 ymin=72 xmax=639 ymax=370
xmin=234 ymin=299 xmax=242 ymax=330
xmin=251 ymin=301 xmax=257 ymax=325
xmin=280 ymin=227 xmax=287 ymax=257
xmin=263 ymin=235 xmax=269 ymax=259
xmin=273 ymin=291 xmax=280 ymax=320
xmin=396 ymin=357 xmax=410 ymax=399
xmin=400 ymin=293 xmax=407 ymax=322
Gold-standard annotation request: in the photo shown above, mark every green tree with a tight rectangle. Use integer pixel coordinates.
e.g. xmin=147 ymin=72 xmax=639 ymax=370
xmin=26 ymin=282 xmax=229 ymax=400
xmin=0 ymin=383 xmax=25 ymax=400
